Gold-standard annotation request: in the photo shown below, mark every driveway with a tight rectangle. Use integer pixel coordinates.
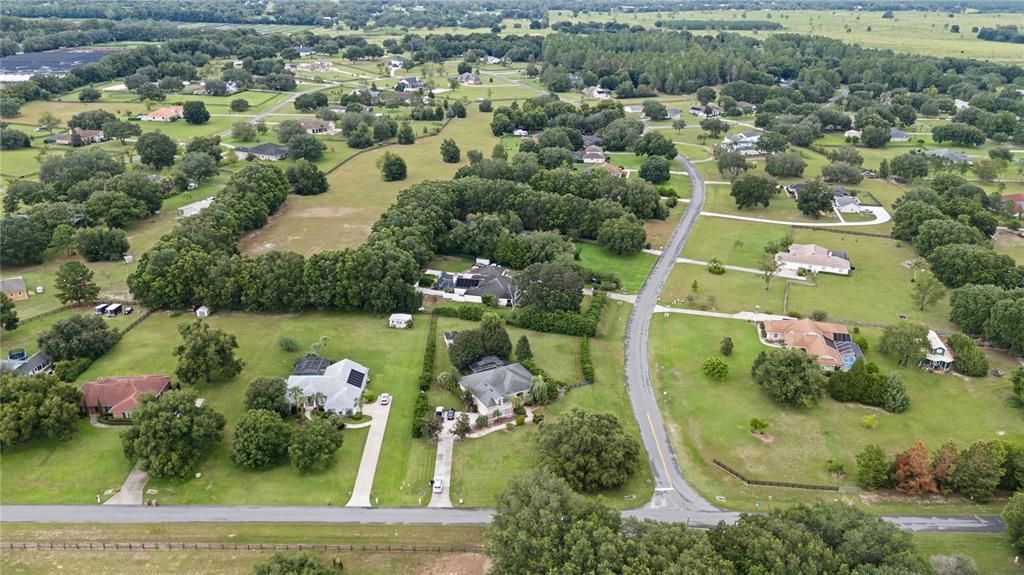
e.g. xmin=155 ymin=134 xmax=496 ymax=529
xmin=346 ymin=400 xmax=392 ymax=507
xmin=428 ymin=413 xmax=459 ymax=508
xmin=103 ymin=461 xmax=148 ymax=506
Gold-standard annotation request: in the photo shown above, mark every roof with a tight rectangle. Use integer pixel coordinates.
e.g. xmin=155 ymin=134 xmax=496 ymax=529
xmin=467 ymin=355 xmax=507 ymax=373
xmin=143 ymin=105 xmax=183 ymax=119
xmin=178 ymin=197 xmax=214 ymax=218
xmin=924 ymin=330 xmax=955 ymax=364
xmin=13 ymin=352 xmax=51 ymax=376
xmin=1 ymin=276 xmax=26 ymax=294
xmin=389 ymin=313 xmax=412 ymax=322
xmin=925 ymin=148 xmax=970 ymax=163
xmin=592 ymin=162 xmax=625 ymax=177
xmin=237 ymin=143 xmax=288 ymax=158
xmin=286 ymin=358 xmax=369 ymax=414
xmin=835 ymin=196 xmax=860 ymax=208
xmin=299 ymin=119 xmax=332 ymax=130
xmin=80 ymin=375 xmax=172 ymax=417
xmin=761 ymin=318 xmax=862 ymax=369
xmin=890 ymin=127 xmax=908 ymax=138
xmin=459 ymin=363 xmax=534 ymax=409
xmin=292 ymin=355 xmax=333 ymax=376
xmin=462 ymin=265 xmax=516 ymax=299
xmin=776 ymin=244 xmax=851 ymax=271
xmin=1001 ymin=192 xmax=1024 ymax=214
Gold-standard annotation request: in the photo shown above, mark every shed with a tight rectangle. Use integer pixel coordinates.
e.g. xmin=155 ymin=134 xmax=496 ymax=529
xmin=389 ymin=313 xmax=412 ymax=329
xmin=196 ymin=306 xmax=210 ymax=318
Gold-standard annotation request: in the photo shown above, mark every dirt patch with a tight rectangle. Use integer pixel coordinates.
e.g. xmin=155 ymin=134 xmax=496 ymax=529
xmin=752 ymin=432 xmax=774 ymax=443
xmin=414 ymin=553 xmax=490 ymax=575
xmin=293 ymin=206 xmax=360 ymax=218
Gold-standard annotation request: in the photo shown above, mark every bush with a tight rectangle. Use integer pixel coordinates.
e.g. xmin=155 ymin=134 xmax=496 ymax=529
xmin=278 ymin=336 xmax=299 ymax=353
xmin=515 ymin=416 xmax=526 ymax=426
xmin=53 ymin=357 xmax=92 ymax=382
xmin=475 ymin=414 xmax=489 ymax=429
xmin=826 ymin=459 xmax=846 ymax=476
xmin=701 ymin=356 xmax=729 ymax=380
xmin=580 ymin=337 xmax=595 ymax=383
xmin=418 ymin=315 xmax=438 ymax=390
xmin=749 ymin=417 xmax=768 ymax=433
xmin=947 ymin=333 xmax=989 ymax=377
xmin=720 ymin=336 xmax=734 ymax=356
xmin=707 ymin=257 xmax=725 ymax=275
xmin=362 ymin=391 xmax=377 ymax=403
xmin=412 ymin=393 xmax=429 ymax=438
xmin=532 ymin=413 xmax=544 ymax=425
xmin=810 ymin=310 xmax=828 ymax=321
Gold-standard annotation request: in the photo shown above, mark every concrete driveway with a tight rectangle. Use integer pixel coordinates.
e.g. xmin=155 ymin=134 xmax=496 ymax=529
xmin=345 ymin=399 xmax=392 ymax=507
xmin=104 ymin=461 xmax=148 ymax=506
xmin=428 ymin=412 xmax=460 ymax=508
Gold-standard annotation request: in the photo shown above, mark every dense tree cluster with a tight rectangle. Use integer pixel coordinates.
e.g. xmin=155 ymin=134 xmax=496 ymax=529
xmin=750 ymin=348 xmax=826 ymax=407
xmin=949 ymin=284 xmax=1024 ymax=353
xmin=0 ymin=374 xmax=81 ymax=448
xmin=826 ymin=359 xmax=909 ymax=413
xmin=488 ymin=470 xmax=933 ymax=575
xmin=447 ymin=313 xmax=513 ymax=370
xmin=535 ymin=409 xmax=641 ymax=492
xmin=121 ymin=388 xmax=226 ymax=480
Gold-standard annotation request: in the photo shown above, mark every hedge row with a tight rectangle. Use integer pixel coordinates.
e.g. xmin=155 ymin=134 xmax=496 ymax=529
xmin=508 ymin=308 xmax=597 ymax=337
xmin=419 ymin=314 xmax=438 ymax=390
xmin=580 ymin=337 xmax=594 ymax=384
xmin=412 ymin=393 xmax=429 ymax=439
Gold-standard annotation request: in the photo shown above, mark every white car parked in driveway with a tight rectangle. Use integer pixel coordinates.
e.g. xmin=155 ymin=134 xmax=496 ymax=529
xmin=432 ymin=478 xmax=443 ymax=493
xmin=379 ymin=393 xmax=391 ymax=406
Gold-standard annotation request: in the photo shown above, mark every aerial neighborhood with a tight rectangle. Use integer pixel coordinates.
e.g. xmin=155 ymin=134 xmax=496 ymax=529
xmin=0 ymin=0 xmax=1023 ymax=573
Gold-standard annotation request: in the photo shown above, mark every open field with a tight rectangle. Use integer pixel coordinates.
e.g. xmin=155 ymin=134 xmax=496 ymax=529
xmin=547 ymin=9 xmax=1024 ymax=64
xmin=660 ymin=263 xmax=788 ymax=315
xmin=913 ymin=533 xmax=1024 ymax=575
xmin=449 ymin=301 xmax=654 ymax=509
xmin=681 ymin=216 xmax=793 ymax=268
xmin=575 ymin=242 xmax=656 ymax=293
xmin=649 ymin=313 xmax=1023 ymax=515
xmin=0 ymin=311 xmax=428 ymax=505
xmin=240 ymin=110 xmax=501 ymax=255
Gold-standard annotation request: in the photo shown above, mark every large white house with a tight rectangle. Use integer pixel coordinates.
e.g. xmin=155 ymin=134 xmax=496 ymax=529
xmin=721 ymin=131 xmax=761 ymax=156
xmin=775 ymin=243 xmax=852 ymax=276
xmin=286 ymin=358 xmax=370 ymax=416
xmin=458 ymin=363 xmax=534 ymax=418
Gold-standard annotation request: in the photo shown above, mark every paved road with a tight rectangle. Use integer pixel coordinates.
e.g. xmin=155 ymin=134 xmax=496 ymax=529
xmin=623 ymin=154 xmax=719 ymax=514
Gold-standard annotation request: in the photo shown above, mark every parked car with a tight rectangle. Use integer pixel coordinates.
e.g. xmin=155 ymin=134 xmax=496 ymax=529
xmin=446 ymin=408 xmax=456 ymax=421
xmin=379 ymin=393 xmax=391 ymax=406
xmin=124 ymin=306 xmax=134 ymax=315
xmin=432 ymin=478 xmax=443 ymax=493
xmin=435 ymin=406 xmax=444 ymax=418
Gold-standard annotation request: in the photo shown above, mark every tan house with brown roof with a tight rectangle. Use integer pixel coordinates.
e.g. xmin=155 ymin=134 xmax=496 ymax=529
xmin=300 ymin=119 xmax=334 ymax=134
xmin=54 ymin=127 xmax=106 ymax=145
xmin=140 ymin=106 xmax=184 ymax=122
xmin=775 ymin=243 xmax=851 ymax=276
xmin=759 ymin=318 xmax=864 ymax=371
xmin=80 ymin=375 xmax=172 ymax=419
xmin=1 ymin=276 xmax=28 ymax=301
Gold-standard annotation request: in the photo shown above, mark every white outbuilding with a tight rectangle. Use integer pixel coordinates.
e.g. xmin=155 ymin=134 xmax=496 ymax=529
xmin=389 ymin=313 xmax=413 ymax=329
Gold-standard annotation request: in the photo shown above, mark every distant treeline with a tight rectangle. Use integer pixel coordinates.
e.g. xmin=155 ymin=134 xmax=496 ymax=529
xmin=655 ymin=20 xmax=784 ymax=31
xmin=977 ymin=25 xmax=1024 ymax=43
xmin=0 ymin=18 xmax=189 ymax=57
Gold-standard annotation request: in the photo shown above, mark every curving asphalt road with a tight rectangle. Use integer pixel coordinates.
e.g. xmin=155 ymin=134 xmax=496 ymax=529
xmin=0 ymin=154 xmax=1003 ymax=534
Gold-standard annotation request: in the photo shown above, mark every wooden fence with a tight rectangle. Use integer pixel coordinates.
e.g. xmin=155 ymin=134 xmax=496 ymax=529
xmin=713 ymin=459 xmax=839 ymax=492
xmin=1 ymin=541 xmax=483 ymax=553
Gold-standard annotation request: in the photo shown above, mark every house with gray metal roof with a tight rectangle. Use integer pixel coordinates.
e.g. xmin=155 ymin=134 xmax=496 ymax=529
xmin=925 ymin=148 xmax=970 ymax=164
xmin=458 ymin=363 xmax=533 ymax=418
xmin=286 ymin=358 xmax=369 ymax=416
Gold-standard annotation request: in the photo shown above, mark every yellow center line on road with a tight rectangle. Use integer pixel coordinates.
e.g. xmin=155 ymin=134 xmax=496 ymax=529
xmin=647 ymin=412 xmax=673 ymax=490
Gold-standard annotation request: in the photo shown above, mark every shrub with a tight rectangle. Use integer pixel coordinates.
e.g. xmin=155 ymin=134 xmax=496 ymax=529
xmin=853 ymin=335 xmax=869 ymax=352
xmin=418 ymin=315 xmax=438 ymax=390
xmin=810 ymin=310 xmax=828 ymax=321
xmin=947 ymin=333 xmax=989 ymax=377
xmin=53 ymin=357 xmax=92 ymax=382
xmin=278 ymin=336 xmax=299 ymax=353
xmin=362 ymin=391 xmax=377 ymax=403
xmin=515 ymin=416 xmax=526 ymax=426
xmin=856 ymin=444 xmax=891 ymax=490
xmin=749 ymin=417 xmax=768 ymax=434
xmin=826 ymin=459 xmax=846 ymax=476
xmin=532 ymin=413 xmax=544 ymax=425
xmin=412 ymin=393 xmax=429 ymax=438
xmin=475 ymin=414 xmax=489 ymax=429
xmin=720 ymin=336 xmax=734 ymax=356
xmin=579 ymin=337 xmax=595 ymax=383
xmin=861 ymin=415 xmax=878 ymax=429
xmin=701 ymin=356 xmax=729 ymax=380
xmin=707 ymin=257 xmax=726 ymax=275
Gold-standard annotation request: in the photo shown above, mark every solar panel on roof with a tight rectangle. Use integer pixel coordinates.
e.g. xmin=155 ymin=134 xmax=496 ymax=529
xmin=346 ymin=369 xmax=365 ymax=388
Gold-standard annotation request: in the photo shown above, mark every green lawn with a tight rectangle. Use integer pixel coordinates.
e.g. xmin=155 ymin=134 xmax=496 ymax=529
xmin=426 ymin=254 xmax=476 ymax=273
xmin=661 ymin=264 xmax=788 ymax=315
xmin=1 ymin=311 xmax=428 ymax=505
xmin=681 ymin=216 xmax=792 ymax=268
xmin=576 ymin=242 xmax=656 ymax=293
xmin=785 ymin=228 xmax=954 ymax=330
xmin=913 ymin=533 xmax=1023 ymax=575
xmin=449 ymin=301 xmax=655 ymax=509
xmin=649 ymin=313 xmax=1022 ymax=515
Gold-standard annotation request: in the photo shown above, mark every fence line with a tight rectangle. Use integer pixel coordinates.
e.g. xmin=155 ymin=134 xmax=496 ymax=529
xmin=801 ymin=226 xmax=893 ymax=240
xmin=19 ymin=304 xmax=76 ymax=324
xmin=712 ymin=459 xmax=839 ymax=492
xmin=118 ymin=309 xmax=153 ymax=336
xmin=0 ymin=541 xmax=483 ymax=553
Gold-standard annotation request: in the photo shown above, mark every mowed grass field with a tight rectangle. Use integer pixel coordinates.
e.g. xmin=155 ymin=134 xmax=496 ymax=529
xmin=649 ymin=313 xmax=1023 ymax=515
xmin=0 ymin=311 xmax=428 ymax=505
xmin=547 ymin=9 xmax=1024 ymax=64
xmin=449 ymin=301 xmax=654 ymax=509
xmin=240 ymin=109 xmax=501 ymax=255
xmin=575 ymin=242 xmax=656 ymax=293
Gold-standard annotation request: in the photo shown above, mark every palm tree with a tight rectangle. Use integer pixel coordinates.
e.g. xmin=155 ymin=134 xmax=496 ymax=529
xmin=909 ymin=257 xmax=928 ymax=283
xmin=287 ymin=386 xmax=306 ymax=420
xmin=529 ymin=375 xmax=551 ymax=405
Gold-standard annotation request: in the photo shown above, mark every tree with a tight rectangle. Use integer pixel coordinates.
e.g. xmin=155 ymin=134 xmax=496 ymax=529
xmin=893 ymin=441 xmax=938 ymax=495
xmin=102 ymin=119 xmax=142 ymax=144
xmin=182 ymin=101 xmax=210 ymax=125
xmin=252 ymin=552 xmax=333 ymax=575
xmin=890 ymin=153 xmax=930 ymax=181
xmin=0 ymin=127 xmax=31 ymax=150
xmin=76 ymin=228 xmax=129 ymax=262
xmin=950 ymin=440 xmax=1006 ymax=502
xmin=700 ymin=117 xmax=729 ymax=137
xmin=1012 ymin=368 xmax=1024 ymax=404
xmin=720 ymin=336 xmax=733 ymax=356
xmin=672 ymin=117 xmax=687 ymax=131
xmin=453 ymin=412 xmax=472 ymax=440
xmin=821 ymin=161 xmax=864 ymax=184
xmin=758 ymin=254 xmax=780 ymax=291
xmin=856 ymin=444 xmax=892 ymax=490
xmin=230 ymin=98 xmax=250 ymax=112
xmin=519 ymin=260 xmax=584 ymax=313
xmin=892 ymin=201 xmax=948 ymax=241
xmin=79 ymin=86 xmax=101 ymax=102
xmin=764 ymin=152 xmax=806 ymax=178
xmin=882 ymin=373 xmax=910 ymax=413
xmin=537 ymin=146 xmax=573 ymax=169
xmin=286 ymin=160 xmax=329 ymax=195
xmin=231 ymin=121 xmax=257 ymax=141
xmin=69 ymin=109 xmax=117 ymax=131
xmin=397 ymin=122 xmax=415 ymax=144
xmin=597 ymin=214 xmax=645 ymax=255
xmin=879 ymin=322 xmax=928 ymax=366
xmin=911 ymin=270 xmax=946 ymax=312
xmin=928 ymin=244 xmax=1021 ymax=289
xmin=984 ymin=298 xmax=1024 ymax=354
xmin=730 ymin=174 xmax=777 ymax=209
xmin=245 ymin=377 xmax=289 ymax=416
xmin=641 ymin=99 xmax=667 ymax=120
xmin=275 ymin=120 xmax=306 ymax=144
xmin=946 ymin=333 xmax=988 ymax=377
xmin=701 ymin=356 xmax=729 ymax=380
xmin=38 ymin=314 xmax=119 ymax=361
xmin=173 ymin=320 xmax=244 ymax=386
xmin=696 ymin=86 xmax=717 ymax=105
xmin=638 ymin=155 xmax=670 ymax=183
xmin=529 ymin=374 xmax=553 ymax=404
xmin=286 ymin=133 xmax=325 ymax=161
xmin=121 ymin=388 xmax=225 ymax=480
xmin=633 ymin=132 xmax=676 ymax=159
xmin=913 ymin=219 xmax=984 ymax=257
xmin=0 ymin=374 xmax=80 ymax=447
xmin=515 ymin=335 xmax=533 ymax=362
xmin=346 ymin=124 xmax=373 ymax=149
xmin=54 ymin=261 xmax=100 ymax=304
xmin=231 ymin=409 xmax=293 ymax=469
xmin=83 ymin=191 xmax=148 ymax=229
xmin=751 ymin=348 xmax=826 ymax=407
xmin=38 ymin=111 xmax=60 ymax=134
xmin=1004 ymin=492 xmax=1024 ymax=554
xmin=796 ymin=180 xmax=833 ymax=217
xmin=1 ymin=293 xmax=18 ymax=331
xmin=173 ymin=151 xmax=218 ymax=190
xmin=536 ymin=408 xmax=641 ymax=492
xmin=135 ymin=131 xmax=177 ymax=169
xmin=932 ymin=122 xmax=986 ymax=147
xmin=378 ymin=152 xmax=407 ymax=181
xmin=289 ymin=417 xmax=344 ymax=473
xmin=860 ymin=125 xmax=892 ymax=148
xmin=479 ymin=312 xmax=513 ymax=359
xmin=294 ymin=91 xmax=328 ymax=112
xmin=440 ymin=138 xmax=461 ymax=163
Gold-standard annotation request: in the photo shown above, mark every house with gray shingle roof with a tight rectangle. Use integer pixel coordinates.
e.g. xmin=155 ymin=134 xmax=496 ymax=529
xmin=458 ymin=363 xmax=533 ymax=418
xmin=925 ymin=148 xmax=970 ymax=164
